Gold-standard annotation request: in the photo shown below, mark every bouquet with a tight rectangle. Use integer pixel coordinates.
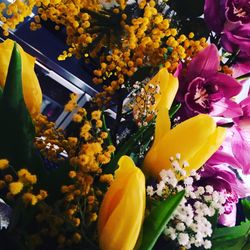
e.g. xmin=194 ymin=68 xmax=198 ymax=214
xmin=0 ymin=0 xmax=250 ymax=249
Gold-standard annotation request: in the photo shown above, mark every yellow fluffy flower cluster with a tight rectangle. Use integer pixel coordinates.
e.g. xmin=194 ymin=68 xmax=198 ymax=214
xmin=34 ymin=114 xmax=72 ymax=162
xmin=0 ymin=0 xmax=207 ymax=106
xmin=33 ymin=100 xmax=116 ymax=244
xmin=0 ymin=162 xmax=47 ymax=206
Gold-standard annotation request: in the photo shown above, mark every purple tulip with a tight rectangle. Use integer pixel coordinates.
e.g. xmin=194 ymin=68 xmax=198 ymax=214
xmin=199 ymin=164 xmax=250 ymax=226
xmin=177 ymin=44 xmax=242 ymax=118
xmin=204 ymin=0 xmax=250 ymax=74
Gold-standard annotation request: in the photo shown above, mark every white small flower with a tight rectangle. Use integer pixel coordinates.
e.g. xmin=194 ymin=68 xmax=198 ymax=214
xmin=205 ymin=185 xmax=214 ymax=194
xmin=184 ymin=177 xmax=193 ymax=186
xmin=180 ymin=169 xmax=187 ymax=177
xmin=156 ymin=181 xmax=165 ymax=196
xmin=177 ymin=185 xmax=184 ymax=192
xmin=164 ymin=226 xmax=175 ymax=236
xmin=204 ymin=239 xmax=212 ymax=249
xmin=146 ymin=186 xmax=154 ymax=196
xmin=176 ymin=222 xmax=185 ymax=231
xmin=183 ymin=160 xmax=190 ymax=168
xmin=190 ymin=170 xmax=197 ymax=176
xmin=212 ymin=191 xmax=219 ymax=202
xmin=197 ymin=186 xmax=205 ymax=195
xmin=204 ymin=194 xmax=212 ymax=202
xmin=178 ymin=233 xmax=189 ymax=246
xmin=176 ymin=153 xmax=181 ymax=160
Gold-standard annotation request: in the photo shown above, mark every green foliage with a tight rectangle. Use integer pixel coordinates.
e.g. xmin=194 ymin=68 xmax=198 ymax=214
xmin=0 ymin=43 xmax=36 ymax=168
xmin=104 ymin=122 xmax=155 ymax=174
xmin=211 ymin=221 xmax=250 ymax=250
xmin=242 ymin=199 xmax=250 ymax=220
xmin=139 ymin=190 xmax=185 ymax=250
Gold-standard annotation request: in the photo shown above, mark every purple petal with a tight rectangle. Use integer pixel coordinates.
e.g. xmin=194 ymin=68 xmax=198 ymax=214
xmin=231 ymin=125 xmax=250 ymax=174
xmin=186 ymin=44 xmax=220 ymax=81
xmin=208 ymin=73 xmax=242 ymax=97
xmin=221 ymin=30 xmax=250 ymax=55
xmin=204 ymin=0 xmax=226 ymax=33
xmin=210 ymin=98 xmax=243 ymax=118
xmin=233 ymin=58 xmax=250 ymax=77
xmin=208 ymin=131 xmax=244 ymax=170
xmin=219 ymin=203 xmax=237 ymax=227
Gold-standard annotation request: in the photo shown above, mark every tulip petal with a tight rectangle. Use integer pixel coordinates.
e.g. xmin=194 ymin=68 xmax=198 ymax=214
xmin=187 ymin=127 xmax=226 ymax=175
xmin=156 ymin=69 xmax=179 ymax=110
xmin=98 ymin=156 xmax=145 ymax=250
xmin=144 ymin=114 xmax=219 ymax=177
xmin=153 ymin=107 xmax=171 ymax=149
xmin=0 ymin=39 xmax=42 ymax=116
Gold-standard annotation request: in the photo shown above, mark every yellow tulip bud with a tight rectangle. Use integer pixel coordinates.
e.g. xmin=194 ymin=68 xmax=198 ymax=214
xmin=149 ymin=67 xmax=179 ymax=111
xmin=143 ymin=107 xmax=226 ymax=178
xmin=133 ymin=68 xmax=178 ymax=122
xmin=0 ymin=39 xmax=42 ymax=116
xmin=98 ymin=156 xmax=145 ymax=250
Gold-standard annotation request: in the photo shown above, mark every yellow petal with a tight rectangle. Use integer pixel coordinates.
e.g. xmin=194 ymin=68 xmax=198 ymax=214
xmin=153 ymin=106 xmax=171 ymax=148
xmin=98 ymin=156 xmax=145 ymax=250
xmin=143 ymin=114 xmax=218 ymax=177
xmin=0 ymin=39 xmax=42 ymax=116
xmin=187 ymin=126 xmax=226 ymax=175
xmin=156 ymin=69 xmax=179 ymax=110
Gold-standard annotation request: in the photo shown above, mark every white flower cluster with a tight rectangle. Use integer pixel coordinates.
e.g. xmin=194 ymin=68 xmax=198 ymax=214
xmin=146 ymin=153 xmax=227 ymax=250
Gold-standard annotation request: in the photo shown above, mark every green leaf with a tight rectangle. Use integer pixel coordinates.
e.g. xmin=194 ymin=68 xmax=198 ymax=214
xmin=211 ymin=221 xmax=250 ymax=250
xmin=169 ymin=103 xmax=181 ymax=119
xmin=242 ymin=199 xmax=250 ymax=220
xmin=0 ymin=43 xmax=36 ymax=169
xmin=139 ymin=190 xmax=185 ymax=250
xmin=103 ymin=122 xmax=154 ymax=174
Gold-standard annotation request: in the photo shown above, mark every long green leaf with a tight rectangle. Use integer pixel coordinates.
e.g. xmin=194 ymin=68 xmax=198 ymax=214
xmin=211 ymin=221 xmax=250 ymax=250
xmin=139 ymin=190 xmax=185 ymax=250
xmin=0 ymin=43 xmax=36 ymax=168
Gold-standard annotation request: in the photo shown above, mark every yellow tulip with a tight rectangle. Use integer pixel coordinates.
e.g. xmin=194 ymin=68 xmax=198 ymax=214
xmin=143 ymin=107 xmax=227 ymax=178
xmin=150 ymin=67 xmax=179 ymax=110
xmin=133 ymin=67 xmax=178 ymax=121
xmin=0 ymin=39 xmax=42 ymax=116
xmin=98 ymin=156 xmax=145 ymax=250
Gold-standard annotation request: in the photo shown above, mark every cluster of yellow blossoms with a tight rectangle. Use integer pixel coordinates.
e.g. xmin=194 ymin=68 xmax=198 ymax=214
xmin=0 ymin=159 xmax=47 ymax=206
xmin=29 ymin=102 xmax=115 ymax=248
xmin=0 ymin=0 xmax=207 ymax=106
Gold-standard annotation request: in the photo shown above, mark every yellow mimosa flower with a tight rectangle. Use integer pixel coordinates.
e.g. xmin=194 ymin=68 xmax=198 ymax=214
xmin=0 ymin=39 xmax=42 ymax=116
xmin=98 ymin=155 xmax=145 ymax=250
xmin=143 ymin=107 xmax=226 ymax=178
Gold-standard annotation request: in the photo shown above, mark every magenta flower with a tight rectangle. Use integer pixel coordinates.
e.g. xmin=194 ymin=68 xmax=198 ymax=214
xmin=204 ymin=0 xmax=250 ymax=74
xmin=199 ymin=164 xmax=250 ymax=226
xmin=209 ymin=96 xmax=250 ymax=174
xmin=177 ymin=44 xmax=242 ymax=118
